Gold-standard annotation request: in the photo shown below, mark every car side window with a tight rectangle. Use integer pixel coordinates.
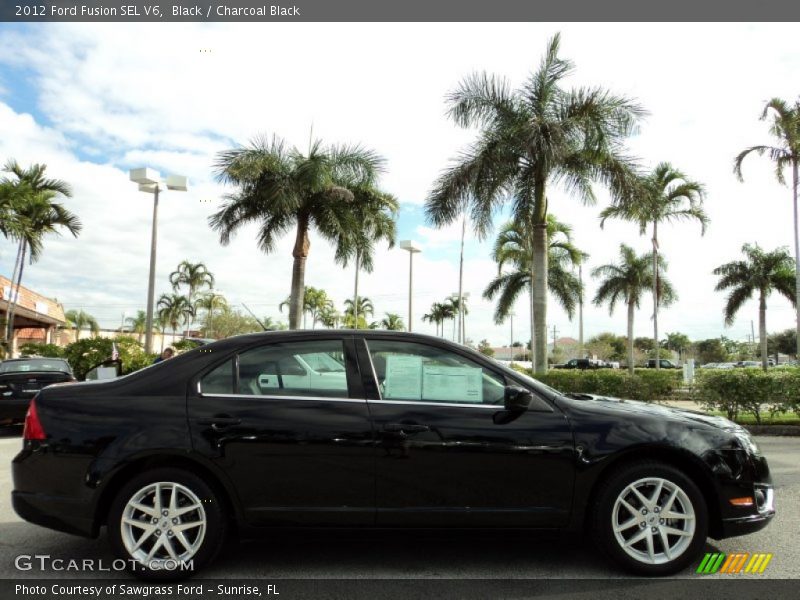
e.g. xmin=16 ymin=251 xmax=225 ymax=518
xmin=366 ymin=340 xmax=505 ymax=405
xmin=200 ymin=359 xmax=235 ymax=394
xmin=238 ymin=340 xmax=349 ymax=398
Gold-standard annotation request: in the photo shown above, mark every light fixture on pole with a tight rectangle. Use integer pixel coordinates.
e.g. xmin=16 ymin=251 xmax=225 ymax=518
xmin=399 ymin=240 xmax=421 ymax=332
xmin=129 ymin=168 xmax=188 ymax=354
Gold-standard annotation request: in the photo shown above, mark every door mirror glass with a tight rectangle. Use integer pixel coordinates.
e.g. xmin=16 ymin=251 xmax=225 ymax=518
xmin=504 ymin=386 xmax=533 ymax=412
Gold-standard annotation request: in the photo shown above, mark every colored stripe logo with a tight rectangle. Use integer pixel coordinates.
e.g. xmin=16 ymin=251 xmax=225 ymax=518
xmin=697 ymin=552 xmax=772 ymax=574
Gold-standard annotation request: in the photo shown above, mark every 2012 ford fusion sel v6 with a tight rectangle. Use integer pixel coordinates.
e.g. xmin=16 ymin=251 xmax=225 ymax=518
xmin=11 ymin=331 xmax=774 ymax=579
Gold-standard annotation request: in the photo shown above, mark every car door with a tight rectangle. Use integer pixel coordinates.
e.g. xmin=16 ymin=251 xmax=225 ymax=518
xmin=187 ymin=335 xmax=375 ymax=527
xmin=357 ymin=336 xmax=575 ymax=528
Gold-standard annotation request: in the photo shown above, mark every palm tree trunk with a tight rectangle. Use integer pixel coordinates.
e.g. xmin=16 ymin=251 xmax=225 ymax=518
xmin=627 ymin=300 xmax=635 ymax=375
xmin=457 ymin=216 xmax=466 ymax=344
xmin=6 ymin=241 xmax=27 ymax=354
xmin=652 ymin=221 xmax=660 ymax=370
xmin=289 ymin=217 xmax=310 ymax=330
xmin=759 ymin=292 xmax=768 ymax=372
xmin=3 ymin=239 xmax=23 ymax=346
xmin=353 ymin=250 xmax=360 ymax=330
xmin=532 ymin=221 xmax=548 ymax=374
xmin=578 ymin=262 xmax=584 ymax=358
xmin=792 ymin=159 xmax=800 ymax=358
xmin=529 ymin=275 xmax=535 ymax=366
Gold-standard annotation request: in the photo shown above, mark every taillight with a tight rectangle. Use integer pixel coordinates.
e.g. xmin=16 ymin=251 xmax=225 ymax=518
xmin=23 ymin=397 xmax=46 ymax=441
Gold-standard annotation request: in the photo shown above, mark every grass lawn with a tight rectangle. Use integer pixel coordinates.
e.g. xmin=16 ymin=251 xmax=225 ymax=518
xmin=709 ymin=411 xmax=800 ymax=426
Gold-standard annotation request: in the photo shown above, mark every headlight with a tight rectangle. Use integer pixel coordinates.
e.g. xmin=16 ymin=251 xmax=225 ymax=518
xmin=734 ymin=430 xmax=760 ymax=455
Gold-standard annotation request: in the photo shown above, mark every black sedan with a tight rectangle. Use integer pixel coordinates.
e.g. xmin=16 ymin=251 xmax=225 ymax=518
xmin=12 ymin=331 xmax=774 ymax=579
xmin=0 ymin=357 xmax=75 ymax=424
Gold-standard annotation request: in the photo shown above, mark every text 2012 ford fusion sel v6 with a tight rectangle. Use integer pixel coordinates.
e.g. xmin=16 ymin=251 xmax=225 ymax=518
xmin=11 ymin=331 xmax=774 ymax=579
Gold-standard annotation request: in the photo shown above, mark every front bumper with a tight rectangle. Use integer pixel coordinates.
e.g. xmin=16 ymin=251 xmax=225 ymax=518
xmin=716 ymin=485 xmax=775 ymax=539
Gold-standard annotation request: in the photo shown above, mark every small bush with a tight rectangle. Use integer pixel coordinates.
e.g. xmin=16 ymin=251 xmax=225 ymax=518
xmin=18 ymin=342 xmax=65 ymax=358
xmin=62 ymin=336 xmax=157 ymax=379
xmin=529 ymin=369 xmax=682 ymax=402
xmin=694 ymin=368 xmax=800 ymax=423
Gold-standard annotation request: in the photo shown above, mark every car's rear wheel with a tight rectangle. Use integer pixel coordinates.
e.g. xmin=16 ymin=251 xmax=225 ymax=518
xmin=107 ymin=468 xmax=226 ymax=580
xmin=592 ymin=461 xmax=708 ymax=575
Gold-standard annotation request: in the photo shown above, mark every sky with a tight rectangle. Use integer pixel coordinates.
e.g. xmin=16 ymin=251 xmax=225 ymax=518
xmin=0 ymin=22 xmax=798 ymax=347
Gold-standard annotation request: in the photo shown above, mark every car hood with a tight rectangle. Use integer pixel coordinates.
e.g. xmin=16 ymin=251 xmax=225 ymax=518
xmin=563 ymin=393 xmax=745 ymax=433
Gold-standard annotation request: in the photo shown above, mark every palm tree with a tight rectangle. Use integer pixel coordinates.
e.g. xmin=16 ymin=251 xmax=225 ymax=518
xmin=211 ymin=134 xmax=384 ymax=330
xmin=600 ymin=163 xmax=706 ymax=369
xmin=425 ymin=34 xmax=643 ymax=373
xmin=157 ymin=293 xmax=195 ymax=342
xmin=335 ymin=187 xmax=397 ymax=328
xmin=279 ymin=286 xmax=332 ymax=329
xmin=317 ymin=304 xmax=341 ymax=329
xmin=713 ymin=244 xmax=796 ymax=371
xmin=380 ymin=313 xmax=405 ymax=331
xmin=169 ymin=261 xmax=214 ymax=336
xmin=592 ymin=245 xmax=676 ymax=373
xmin=484 ymin=215 xmax=583 ymax=362
xmin=194 ymin=292 xmax=228 ymax=338
xmin=734 ymin=97 xmax=800 ymax=355
xmin=64 ymin=309 xmax=100 ymax=342
xmin=443 ymin=296 xmax=468 ymax=342
xmin=124 ymin=310 xmax=149 ymax=344
xmin=423 ymin=301 xmax=454 ymax=337
xmin=1 ymin=161 xmax=81 ymax=350
xmin=343 ymin=296 xmax=374 ymax=329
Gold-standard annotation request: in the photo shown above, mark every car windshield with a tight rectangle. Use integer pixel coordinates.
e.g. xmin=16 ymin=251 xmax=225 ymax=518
xmin=0 ymin=359 xmax=71 ymax=374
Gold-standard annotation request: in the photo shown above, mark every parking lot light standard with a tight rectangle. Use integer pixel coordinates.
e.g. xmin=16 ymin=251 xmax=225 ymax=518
xmin=129 ymin=169 xmax=188 ymax=354
xmin=399 ymin=240 xmax=421 ymax=332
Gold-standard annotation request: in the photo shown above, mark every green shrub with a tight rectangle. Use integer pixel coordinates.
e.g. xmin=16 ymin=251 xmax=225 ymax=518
xmin=18 ymin=342 xmax=65 ymax=358
xmin=62 ymin=336 xmax=157 ymax=379
xmin=694 ymin=368 xmax=800 ymax=423
xmin=530 ymin=369 xmax=682 ymax=402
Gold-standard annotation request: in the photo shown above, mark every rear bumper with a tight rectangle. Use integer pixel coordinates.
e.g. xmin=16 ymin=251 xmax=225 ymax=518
xmin=12 ymin=490 xmax=97 ymax=538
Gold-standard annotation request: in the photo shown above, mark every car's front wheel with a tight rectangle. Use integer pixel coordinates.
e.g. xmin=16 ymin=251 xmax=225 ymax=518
xmin=107 ymin=468 xmax=226 ymax=580
xmin=592 ymin=461 xmax=708 ymax=575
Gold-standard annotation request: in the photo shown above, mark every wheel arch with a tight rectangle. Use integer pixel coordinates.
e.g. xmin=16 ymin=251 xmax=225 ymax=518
xmin=92 ymin=453 xmax=242 ymax=537
xmin=580 ymin=445 xmax=723 ymax=538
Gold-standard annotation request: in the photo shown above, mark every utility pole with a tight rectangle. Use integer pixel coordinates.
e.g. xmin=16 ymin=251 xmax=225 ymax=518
xmin=552 ymin=325 xmax=559 ymax=352
xmin=751 ymin=320 xmax=757 ymax=359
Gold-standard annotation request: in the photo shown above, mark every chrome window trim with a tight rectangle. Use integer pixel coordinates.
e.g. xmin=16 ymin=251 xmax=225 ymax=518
xmin=368 ymin=399 xmax=500 ymax=410
xmin=197 ymin=390 xmax=365 ymax=404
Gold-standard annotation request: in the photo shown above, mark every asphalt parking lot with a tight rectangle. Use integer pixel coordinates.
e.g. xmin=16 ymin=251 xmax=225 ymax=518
xmin=0 ymin=426 xmax=797 ymax=582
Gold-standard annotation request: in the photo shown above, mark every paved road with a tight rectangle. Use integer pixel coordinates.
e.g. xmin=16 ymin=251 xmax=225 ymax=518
xmin=0 ymin=426 xmax=797 ymax=581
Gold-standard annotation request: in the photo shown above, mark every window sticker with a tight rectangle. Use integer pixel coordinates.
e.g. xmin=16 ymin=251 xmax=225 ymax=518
xmin=422 ymin=365 xmax=483 ymax=403
xmin=383 ymin=354 xmax=423 ymax=400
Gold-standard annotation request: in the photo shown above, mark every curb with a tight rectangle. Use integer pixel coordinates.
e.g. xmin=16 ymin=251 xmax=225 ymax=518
xmin=744 ymin=425 xmax=800 ymax=437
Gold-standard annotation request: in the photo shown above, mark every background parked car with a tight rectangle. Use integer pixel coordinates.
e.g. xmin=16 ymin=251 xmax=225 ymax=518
xmin=646 ymin=359 xmax=680 ymax=368
xmin=553 ymin=358 xmax=605 ymax=369
xmin=0 ymin=357 xmax=75 ymax=424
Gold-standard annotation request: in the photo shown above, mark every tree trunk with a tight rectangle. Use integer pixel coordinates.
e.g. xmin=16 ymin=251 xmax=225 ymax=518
xmin=353 ymin=250 xmax=360 ymax=330
xmin=3 ymin=240 xmax=23 ymax=348
xmin=289 ymin=217 xmax=310 ymax=330
xmin=457 ymin=216 xmax=466 ymax=344
xmin=6 ymin=241 xmax=27 ymax=354
xmin=578 ymin=262 xmax=584 ymax=358
xmin=627 ymin=300 xmax=635 ymax=375
xmin=759 ymin=292 xmax=768 ymax=372
xmin=532 ymin=221 xmax=548 ymax=374
xmin=529 ymin=273 xmax=535 ymax=366
xmin=652 ymin=221 xmax=660 ymax=370
xmin=792 ymin=159 xmax=800 ymax=358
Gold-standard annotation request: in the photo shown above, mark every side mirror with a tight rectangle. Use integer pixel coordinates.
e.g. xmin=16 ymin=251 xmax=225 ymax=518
xmin=504 ymin=386 xmax=533 ymax=412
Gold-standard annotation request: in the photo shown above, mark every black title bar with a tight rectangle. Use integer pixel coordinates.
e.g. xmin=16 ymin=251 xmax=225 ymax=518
xmin=2 ymin=0 xmax=799 ymax=22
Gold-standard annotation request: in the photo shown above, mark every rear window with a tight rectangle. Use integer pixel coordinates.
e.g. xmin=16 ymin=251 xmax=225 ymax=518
xmin=0 ymin=359 xmax=71 ymax=374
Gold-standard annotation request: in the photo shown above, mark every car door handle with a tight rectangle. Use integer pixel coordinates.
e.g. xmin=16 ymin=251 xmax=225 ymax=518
xmin=196 ymin=416 xmax=241 ymax=430
xmin=384 ymin=423 xmax=430 ymax=434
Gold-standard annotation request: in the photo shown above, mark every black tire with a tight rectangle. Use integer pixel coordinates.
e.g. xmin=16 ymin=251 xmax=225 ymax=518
xmin=107 ymin=467 xmax=227 ymax=580
xmin=591 ymin=460 xmax=708 ymax=576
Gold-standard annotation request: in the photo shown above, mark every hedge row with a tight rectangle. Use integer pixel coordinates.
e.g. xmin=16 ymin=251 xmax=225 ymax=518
xmin=526 ymin=369 xmax=683 ymax=402
xmin=19 ymin=336 xmax=156 ymax=380
xmin=694 ymin=368 xmax=800 ymax=423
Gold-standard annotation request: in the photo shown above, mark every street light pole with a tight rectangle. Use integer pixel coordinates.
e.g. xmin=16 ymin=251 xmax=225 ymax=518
xmin=129 ymin=168 xmax=187 ymax=354
xmin=399 ymin=241 xmax=421 ymax=332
